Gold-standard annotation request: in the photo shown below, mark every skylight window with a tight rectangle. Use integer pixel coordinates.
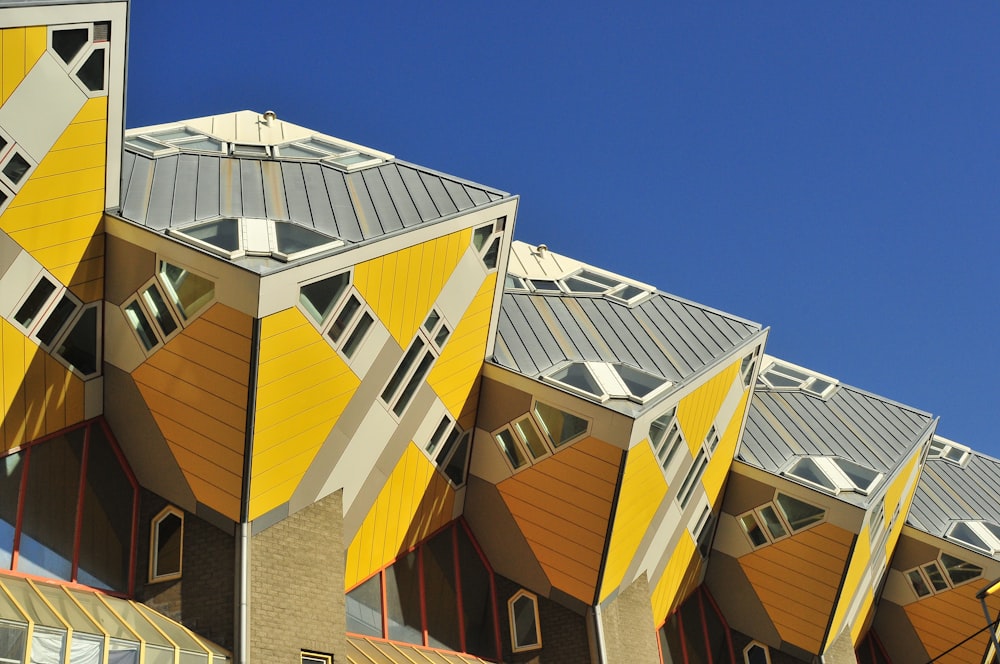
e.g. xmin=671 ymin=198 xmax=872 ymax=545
xmin=927 ymin=437 xmax=971 ymax=466
xmin=125 ymin=126 xmax=226 ymax=156
xmin=527 ymin=268 xmax=651 ymax=305
xmin=274 ymin=137 xmax=382 ymax=170
xmin=783 ymin=456 xmax=882 ymax=496
xmin=947 ymin=521 xmax=1000 ymax=556
xmin=758 ymin=361 xmax=838 ymax=398
xmin=169 ymin=218 xmax=343 ymax=262
xmin=543 ymin=361 xmax=670 ymax=404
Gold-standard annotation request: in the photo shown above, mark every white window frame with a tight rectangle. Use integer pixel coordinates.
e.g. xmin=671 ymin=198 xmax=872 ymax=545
xmin=379 ymin=329 xmax=439 ymax=420
xmin=905 ymin=551 xmax=983 ymax=600
xmin=10 ymin=271 xmax=65 ymax=338
xmin=544 ymin=361 xmax=671 ymax=404
xmin=149 ymin=506 xmax=184 ymax=583
xmin=743 ymin=641 xmax=772 ymax=664
xmin=169 ymin=217 xmax=343 ymax=263
xmin=138 ymin=276 xmax=183 ymax=344
xmin=32 ymin=287 xmax=82 ymax=351
xmin=157 ymin=259 xmax=217 ymax=325
xmin=0 ymin=144 xmax=37 ymax=192
xmin=51 ymin=301 xmax=103 ymax=379
xmin=927 ymin=437 xmax=971 ymax=466
xmin=740 ymin=346 xmax=761 ymax=388
xmin=649 ymin=406 xmax=687 ymax=476
xmin=530 ymin=398 xmax=590 ymax=450
xmin=471 ymin=218 xmax=505 ymax=272
xmin=48 ymin=22 xmax=94 ymax=70
xmin=274 ymin=136 xmax=383 ymax=171
xmin=758 ymin=359 xmax=839 ymax=398
xmin=738 ymin=493 xmax=826 ymax=549
xmin=71 ymin=41 xmax=109 ymax=98
xmin=783 ymin=455 xmax=883 ymax=496
xmin=508 ymin=590 xmax=542 ymax=653
xmin=122 ymin=292 xmax=166 ymax=356
xmin=946 ymin=521 xmax=1000 ymax=556
xmin=511 ymin=414 xmax=553 ymax=463
xmin=301 ymin=652 xmax=332 ymax=664
xmin=677 ymin=448 xmax=708 ymax=509
xmin=424 ymin=415 xmax=472 ymax=487
xmin=492 ymin=424 xmax=530 ymax=473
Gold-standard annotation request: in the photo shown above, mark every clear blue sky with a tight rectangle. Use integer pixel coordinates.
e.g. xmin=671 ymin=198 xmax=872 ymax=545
xmin=126 ymin=2 xmax=1000 ymax=458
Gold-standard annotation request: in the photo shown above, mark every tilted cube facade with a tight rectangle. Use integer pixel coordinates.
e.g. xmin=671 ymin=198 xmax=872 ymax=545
xmin=0 ymin=2 xmax=998 ymax=663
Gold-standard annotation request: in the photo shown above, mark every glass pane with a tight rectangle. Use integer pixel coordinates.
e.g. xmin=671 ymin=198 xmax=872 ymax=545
xmin=0 ymin=452 xmax=23 ymax=569
xmin=77 ymin=426 xmax=134 ymax=591
xmin=739 ymin=514 xmax=768 ymax=547
xmin=482 ymin=237 xmax=501 ymax=270
xmin=36 ymin=295 xmax=77 ymax=346
xmin=76 ymin=49 xmax=106 ymax=92
xmin=274 ymin=222 xmax=335 ymax=255
xmin=457 ymin=526 xmax=495 ymax=659
xmin=746 ymin=644 xmax=770 ymax=664
xmin=758 ymin=505 xmax=787 ymax=540
xmin=160 ymin=263 xmax=214 ymax=321
xmin=174 ymin=136 xmax=224 ymax=153
xmin=472 ymin=225 xmax=492 ymax=251
xmin=143 ymin=284 xmax=178 ymax=338
xmin=533 ymin=402 xmax=588 ymax=448
xmin=649 ymin=410 xmax=675 ymax=448
xmin=14 ymin=277 xmax=56 ymax=327
xmin=423 ymin=529 xmax=461 ymax=651
xmin=299 ymin=273 xmax=349 ymax=324
xmin=504 ymin=275 xmax=526 ymax=290
xmin=807 ymin=378 xmax=834 ymax=395
xmin=2 ymin=152 xmax=30 ymax=185
xmin=770 ymin=365 xmax=810 ymax=382
xmin=0 ymin=622 xmax=26 ymax=663
xmin=423 ymin=310 xmax=441 ymax=333
xmin=660 ymin=616 xmax=684 ymax=664
xmin=434 ymin=429 xmax=461 ymax=468
xmin=385 ymin=552 xmax=422 ymax=645
xmin=949 ymin=522 xmax=991 ymax=553
xmin=152 ymin=512 xmax=183 ymax=579
xmin=124 ymin=300 xmax=158 ymax=350
xmin=940 ymin=553 xmax=981 ymax=586
xmin=495 ymin=430 xmax=526 ymax=470
xmin=702 ymin=591 xmax=730 ymax=664
xmin=433 ymin=325 xmax=450 ymax=348
xmin=764 ymin=372 xmax=801 ymax=388
xmin=562 ymin=277 xmax=606 ymax=293
xmin=57 ymin=305 xmax=99 ymax=375
xmin=30 ymin=625 xmax=66 ymax=664
xmin=277 ymin=143 xmax=324 ymax=159
xmin=548 ymin=363 xmax=602 ymax=397
xmin=426 ymin=417 xmax=452 ymax=455
xmin=342 ymin=312 xmax=373 ymax=358
xmin=392 ymin=351 xmax=435 ymax=417
xmin=679 ymin=593 xmax=709 ymax=664
xmin=346 ymin=574 xmax=383 ymax=637
xmin=513 ymin=418 xmax=548 ymax=459
xmin=577 ymin=270 xmax=619 ymax=287
xmin=775 ymin=493 xmax=824 ymax=531
xmin=381 ymin=340 xmax=425 ymax=403
xmin=330 ymin=152 xmax=374 ymax=167
xmin=51 ymin=27 xmax=89 ymax=64
xmin=832 ymin=458 xmax=879 ymax=492
xmin=922 ymin=562 xmax=949 ymax=591
xmin=944 ymin=446 xmax=967 ymax=463
xmin=68 ymin=632 xmax=104 ymax=663
xmin=786 ymin=458 xmax=837 ymax=491
xmin=180 ymin=218 xmax=240 ymax=252
xmin=678 ymin=451 xmax=707 ymax=508
xmin=612 ymin=285 xmax=645 ymax=301
xmin=983 ymin=522 xmax=1000 ymax=542
xmin=443 ymin=434 xmax=470 ymax=486
xmin=125 ymin=136 xmax=171 ymax=153
xmin=511 ymin=595 xmax=538 ymax=649
xmin=150 ymin=127 xmax=198 ymax=142
xmin=328 ymin=295 xmax=361 ymax=344
xmin=529 ymin=279 xmax=560 ymax=293
xmin=657 ymin=424 xmax=683 ymax=470
xmin=614 ymin=364 xmax=665 ymax=399
xmin=18 ymin=430 xmax=85 ymax=581
xmin=232 ymin=144 xmax=268 ymax=157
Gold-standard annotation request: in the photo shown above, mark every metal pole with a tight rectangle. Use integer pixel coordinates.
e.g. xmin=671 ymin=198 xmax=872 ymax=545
xmin=976 ymin=577 xmax=1000 ymax=664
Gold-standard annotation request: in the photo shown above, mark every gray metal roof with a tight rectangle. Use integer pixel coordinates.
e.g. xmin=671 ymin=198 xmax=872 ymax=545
xmin=907 ymin=451 xmax=1000 ymax=554
xmin=115 ymin=149 xmax=506 ymax=273
xmin=491 ymin=288 xmax=761 ymax=410
xmin=739 ymin=379 xmax=934 ymax=505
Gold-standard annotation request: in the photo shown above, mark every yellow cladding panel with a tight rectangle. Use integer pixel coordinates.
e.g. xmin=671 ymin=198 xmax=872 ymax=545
xmin=133 ymin=304 xmax=253 ymax=522
xmin=599 ymin=441 xmax=669 ymax=602
xmin=353 ymin=228 xmax=472 ymax=347
xmin=497 ymin=436 xmax=622 ymax=604
xmin=1 ymin=98 xmax=108 ymax=302
xmin=677 ymin=359 xmax=740 ymax=454
xmin=650 ymin=530 xmax=697 ymax=624
xmin=250 ymin=307 xmax=361 ymax=521
xmin=739 ymin=522 xmax=854 ymax=654
xmin=0 ymin=26 xmax=46 ymax=105
xmin=904 ymin=583 xmax=1000 ymax=663
xmin=345 ymin=442 xmax=457 ymax=590
xmin=0 ymin=318 xmax=85 ymax=451
xmin=701 ymin=388 xmax=750 ymax=505
xmin=825 ymin=524 xmax=872 ymax=649
xmin=427 ymin=273 xmax=497 ymax=422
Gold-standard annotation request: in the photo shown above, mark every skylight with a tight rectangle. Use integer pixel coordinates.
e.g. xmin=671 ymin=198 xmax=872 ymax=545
xmin=125 ymin=126 xmax=226 ymax=156
xmin=927 ymin=437 xmax=971 ymax=466
xmin=169 ymin=218 xmax=343 ymax=262
xmin=947 ymin=521 xmax=1000 ymax=556
xmin=274 ymin=136 xmax=382 ymax=170
xmin=783 ymin=456 xmax=882 ymax=496
xmin=543 ymin=361 xmax=670 ymax=403
xmin=757 ymin=360 xmax=838 ymax=398
xmin=520 ymin=268 xmax=651 ymax=305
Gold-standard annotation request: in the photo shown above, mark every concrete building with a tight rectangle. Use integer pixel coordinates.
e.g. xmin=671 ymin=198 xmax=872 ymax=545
xmin=0 ymin=1 xmax=998 ymax=662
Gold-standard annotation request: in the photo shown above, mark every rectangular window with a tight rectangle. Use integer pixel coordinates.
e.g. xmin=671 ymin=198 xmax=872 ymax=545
xmin=677 ymin=449 xmax=707 ymax=509
xmin=14 ymin=276 xmax=57 ymax=329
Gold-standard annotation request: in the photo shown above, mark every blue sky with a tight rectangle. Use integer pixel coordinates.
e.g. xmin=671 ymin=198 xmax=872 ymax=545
xmin=126 ymin=2 xmax=1000 ymax=457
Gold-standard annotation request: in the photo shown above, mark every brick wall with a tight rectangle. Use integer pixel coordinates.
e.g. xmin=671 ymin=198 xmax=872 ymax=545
xmin=495 ymin=576 xmax=592 ymax=664
xmin=600 ymin=574 xmax=660 ymax=664
xmin=730 ymin=629 xmax=812 ymax=663
xmin=248 ymin=490 xmax=345 ymax=663
xmin=136 ymin=489 xmax=236 ymax=651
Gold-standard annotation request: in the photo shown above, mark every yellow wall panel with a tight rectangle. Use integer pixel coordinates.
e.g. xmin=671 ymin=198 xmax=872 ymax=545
xmin=650 ymin=530 xmax=697 ymax=624
xmin=133 ymin=304 xmax=253 ymax=522
xmin=497 ymin=436 xmax=621 ymax=604
xmin=677 ymin=359 xmax=740 ymax=454
xmin=0 ymin=26 xmax=44 ymax=106
xmin=0 ymin=318 xmax=86 ymax=452
xmin=250 ymin=307 xmax=360 ymax=520
xmin=9 ymin=165 xmax=104 ymax=209
xmin=353 ymin=228 xmax=472 ymax=347
xmin=345 ymin=442 xmax=457 ymax=590
xmin=428 ymin=273 xmax=497 ymax=420
xmin=702 ymin=388 xmax=750 ymax=505
xmin=600 ymin=441 xmax=669 ymax=602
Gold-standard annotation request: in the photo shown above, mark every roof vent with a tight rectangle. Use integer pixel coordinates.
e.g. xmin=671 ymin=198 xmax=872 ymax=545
xmin=262 ymin=110 xmax=277 ymax=126
xmin=535 ymin=244 xmax=548 ymax=256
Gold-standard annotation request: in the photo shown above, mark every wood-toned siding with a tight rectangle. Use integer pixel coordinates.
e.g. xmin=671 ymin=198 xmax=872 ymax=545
xmin=353 ymin=228 xmax=471 ymax=348
xmin=251 ymin=306 xmax=360 ymax=520
xmin=0 ymin=26 xmax=46 ymax=106
xmin=496 ymin=436 xmax=622 ymax=604
xmin=738 ymin=522 xmax=854 ymax=653
xmin=650 ymin=530 xmax=697 ymax=624
xmin=427 ymin=273 xmax=496 ymax=430
xmin=1 ymin=97 xmax=107 ymax=303
xmin=600 ymin=440 xmax=668 ymax=602
xmin=0 ymin=317 xmax=84 ymax=451
xmin=345 ymin=442 xmax=456 ymax=590
xmin=904 ymin=583 xmax=1000 ymax=663
xmin=677 ymin=359 xmax=740 ymax=454
xmin=133 ymin=303 xmax=252 ymax=521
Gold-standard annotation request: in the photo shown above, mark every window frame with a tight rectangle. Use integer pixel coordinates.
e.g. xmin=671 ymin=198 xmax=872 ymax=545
xmin=52 ymin=301 xmax=103 ymax=379
xmin=530 ymin=399 xmax=590 ymax=450
xmin=648 ymin=406 xmax=687 ymax=476
xmin=946 ymin=520 xmax=1000 ymax=556
xmin=122 ymin=275 xmax=187 ymax=356
xmin=543 ymin=360 xmax=670 ymax=404
xmin=738 ymin=492 xmax=826 ymax=549
xmin=71 ymin=41 xmax=109 ymax=97
xmin=927 ymin=437 xmax=971 ymax=466
xmin=783 ymin=455 xmax=883 ymax=496
xmin=471 ymin=218 xmax=505 ymax=272
xmin=677 ymin=448 xmax=708 ymax=509
xmin=48 ymin=22 xmax=94 ymax=69
xmin=157 ymin=259 xmax=216 ymax=323
xmin=423 ymin=415 xmax=472 ymax=488
xmin=507 ymin=589 xmax=542 ymax=653
xmin=0 ymin=145 xmax=37 ymax=192
xmin=758 ymin=360 xmax=839 ymax=398
xmin=298 ymin=270 xmax=378 ymax=362
xmin=9 ymin=271 xmax=63 ymax=338
xmin=274 ymin=137 xmax=383 ymax=171
xmin=149 ymin=506 xmax=184 ymax=583
xmin=904 ymin=550 xmax=983 ymax=600
xmin=169 ymin=217 xmax=344 ymax=263
xmin=300 ymin=653 xmax=333 ymax=664
xmin=743 ymin=641 xmax=773 ymax=664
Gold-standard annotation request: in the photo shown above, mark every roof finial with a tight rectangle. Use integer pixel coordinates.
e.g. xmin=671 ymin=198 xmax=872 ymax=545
xmin=536 ymin=243 xmax=548 ymax=256
xmin=262 ymin=110 xmax=277 ymax=126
